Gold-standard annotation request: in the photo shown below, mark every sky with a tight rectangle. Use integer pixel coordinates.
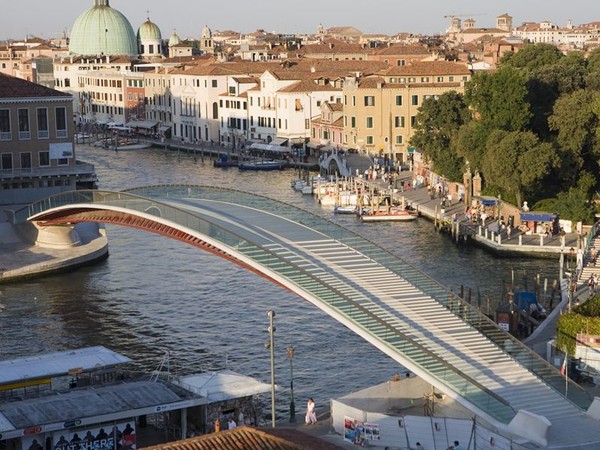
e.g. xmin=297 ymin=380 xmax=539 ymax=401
xmin=1 ymin=0 xmax=596 ymax=42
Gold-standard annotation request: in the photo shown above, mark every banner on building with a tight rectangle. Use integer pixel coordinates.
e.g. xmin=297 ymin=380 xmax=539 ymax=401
xmin=49 ymin=143 xmax=74 ymax=159
xmin=344 ymin=416 xmax=380 ymax=447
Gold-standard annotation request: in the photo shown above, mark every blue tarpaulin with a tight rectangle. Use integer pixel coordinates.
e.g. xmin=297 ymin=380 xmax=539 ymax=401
xmin=514 ymin=291 xmax=537 ymax=310
xmin=520 ymin=212 xmax=557 ymax=222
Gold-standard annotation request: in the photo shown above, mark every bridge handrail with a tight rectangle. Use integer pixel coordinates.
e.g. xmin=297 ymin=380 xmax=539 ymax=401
xmin=26 ymin=186 xmax=592 ymax=413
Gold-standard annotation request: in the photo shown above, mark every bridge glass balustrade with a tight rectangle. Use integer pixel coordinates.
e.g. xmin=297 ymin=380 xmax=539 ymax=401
xmin=25 ymin=186 xmax=592 ymax=414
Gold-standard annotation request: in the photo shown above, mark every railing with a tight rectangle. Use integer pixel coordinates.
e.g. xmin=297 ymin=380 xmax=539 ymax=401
xmin=0 ymin=161 xmax=96 ymax=181
xmin=24 ymin=186 xmax=594 ymax=416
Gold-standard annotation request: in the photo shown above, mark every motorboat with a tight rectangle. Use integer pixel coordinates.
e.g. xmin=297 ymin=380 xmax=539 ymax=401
xmin=238 ymin=160 xmax=286 ymax=171
xmin=333 ymin=205 xmax=358 ymax=215
xmin=360 ymin=207 xmax=419 ymax=222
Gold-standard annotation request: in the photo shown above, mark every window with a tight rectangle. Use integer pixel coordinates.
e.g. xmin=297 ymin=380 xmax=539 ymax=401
xmin=411 ymin=116 xmax=417 ymax=127
xmin=39 ymin=151 xmax=50 ymax=166
xmin=18 ymin=108 xmax=30 ymax=140
xmin=395 ymin=95 xmax=403 ymax=106
xmin=366 ymin=136 xmax=374 ymax=145
xmin=351 ymin=117 xmax=356 ymax=127
xmin=394 ymin=116 xmax=405 ymax=128
xmin=1 ymin=153 xmax=12 ymax=170
xmin=421 ymin=77 xmax=430 ymax=82
xmin=437 ymin=76 xmax=444 ymax=82
xmin=0 ymin=109 xmax=10 ymax=140
xmin=295 ymin=99 xmax=303 ymax=111
xmin=229 ymin=86 xmax=236 ymax=95
xmin=366 ymin=117 xmax=374 ymax=128
xmin=449 ymin=76 xmax=455 ymax=82
xmin=395 ymin=135 xmax=403 ymax=144
xmin=305 ymin=119 xmax=310 ymax=129
xmin=396 ymin=59 xmax=406 ymax=66
xmin=212 ymin=80 xmax=218 ymax=88
xmin=411 ymin=95 xmax=418 ymax=106
xmin=20 ymin=152 xmax=32 ymax=169
xmin=55 ymin=107 xmax=67 ymax=138
xmin=212 ymin=102 xmax=218 ymax=119
xmin=37 ymin=108 xmax=49 ymax=138
xmin=364 ymin=96 xmax=375 ymax=106
xmin=352 ymin=96 xmax=356 ymax=106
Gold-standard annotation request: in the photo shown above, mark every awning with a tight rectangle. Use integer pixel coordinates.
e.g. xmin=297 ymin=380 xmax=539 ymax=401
xmin=473 ymin=195 xmax=498 ymax=206
xmin=520 ymin=212 xmax=557 ymax=222
xmin=249 ymin=143 xmax=291 ymax=154
xmin=125 ymin=120 xmax=158 ymax=129
xmin=271 ymin=137 xmax=288 ymax=146
xmin=158 ymin=125 xmax=171 ymax=132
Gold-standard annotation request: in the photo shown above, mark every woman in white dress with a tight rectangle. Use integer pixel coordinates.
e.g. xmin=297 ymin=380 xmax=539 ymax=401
xmin=305 ymin=398 xmax=317 ymax=424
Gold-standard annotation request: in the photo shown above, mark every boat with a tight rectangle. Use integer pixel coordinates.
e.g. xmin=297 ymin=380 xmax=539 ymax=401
xmin=238 ymin=160 xmax=286 ymax=171
xmin=333 ymin=205 xmax=358 ymax=215
xmin=114 ymin=141 xmax=152 ymax=151
xmin=360 ymin=207 xmax=419 ymax=222
xmin=214 ymin=154 xmax=238 ymax=168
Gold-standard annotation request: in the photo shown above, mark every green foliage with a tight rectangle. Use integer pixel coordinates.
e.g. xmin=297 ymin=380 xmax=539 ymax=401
xmin=409 ymin=91 xmax=470 ymax=181
xmin=481 ymin=130 xmax=559 ymax=207
xmin=500 ymin=43 xmax=563 ymax=70
xmin=465 ymin=66 xmax=532 ymax=132
xmin=533 ymin=173 xmax=596 ymax=223
xmin=557 ymin=295 xmax=600 ymax=355
xmin=453 ymin=121 xmax=490 ymax=173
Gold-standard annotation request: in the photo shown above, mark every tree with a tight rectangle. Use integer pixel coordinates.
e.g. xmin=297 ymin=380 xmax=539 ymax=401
xmin=500 ymin=43 xmax=563 ymax=71
xmin=409 ymin=91 xmax=470 ymax=181
xmin=548 ymin=90 xmax=600 ymax=188
xmin=481 ymin=130 xmax=559 ymax=207
xmin=465 ymin=66 xmax=532 ymax=132
xmin=453 ymin=121 xmax=489 ymax=173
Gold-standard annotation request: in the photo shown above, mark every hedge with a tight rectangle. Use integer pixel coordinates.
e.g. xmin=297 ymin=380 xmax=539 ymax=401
xmin=556 ymin=295 xmax=600 ymax=355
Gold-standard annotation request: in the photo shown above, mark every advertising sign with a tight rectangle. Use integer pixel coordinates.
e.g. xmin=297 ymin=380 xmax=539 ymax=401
xmin=52 ymin=422 xmax=136 ymax=450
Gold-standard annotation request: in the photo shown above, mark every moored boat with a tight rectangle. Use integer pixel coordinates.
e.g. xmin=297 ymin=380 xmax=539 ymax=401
xmin=360 ymin=207 xmax=419 ymax=222
xmin=334 ymin=205 xmax=358 ymax=215
xmin=238 ymin=160 xmax=286 ymax=171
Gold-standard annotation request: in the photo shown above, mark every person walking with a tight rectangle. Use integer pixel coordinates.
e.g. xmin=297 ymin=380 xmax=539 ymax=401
xmin=305 ymin=398 xmax=317 ymax=424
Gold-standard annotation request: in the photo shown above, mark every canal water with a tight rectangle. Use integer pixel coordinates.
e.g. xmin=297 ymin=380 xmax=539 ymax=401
xmin=0 ymin=145 xmax=559 ymax=420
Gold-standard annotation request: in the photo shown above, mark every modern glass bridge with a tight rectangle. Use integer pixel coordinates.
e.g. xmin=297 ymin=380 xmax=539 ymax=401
xmin=22 ymin=185 xmax=600 ymax=447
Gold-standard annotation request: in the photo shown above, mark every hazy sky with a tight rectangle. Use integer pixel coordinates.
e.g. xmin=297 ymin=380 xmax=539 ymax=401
xmin=1 ymin=0 xmax=596 ymax=41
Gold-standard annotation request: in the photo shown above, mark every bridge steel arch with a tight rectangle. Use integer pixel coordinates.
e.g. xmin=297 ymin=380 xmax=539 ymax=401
xmin=24 ymin=186 xmax=600 ymax=447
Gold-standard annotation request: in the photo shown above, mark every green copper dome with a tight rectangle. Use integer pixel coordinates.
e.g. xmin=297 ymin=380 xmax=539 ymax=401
xmin=168 ymin=32 xmax=181 ymax=47
xmin=137 ymin=19 xmax=162 ymax=41
xmin=69 ymin=0 xmax=137 ymax=56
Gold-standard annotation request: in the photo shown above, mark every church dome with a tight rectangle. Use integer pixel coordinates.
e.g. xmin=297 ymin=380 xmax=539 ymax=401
xmin=168 ymin=32 xmax=181 ymax=47
xmin=69 ymin=0 xmax=137 ymax=56
xmin=138 ymin=19 xmax=162 ymax=41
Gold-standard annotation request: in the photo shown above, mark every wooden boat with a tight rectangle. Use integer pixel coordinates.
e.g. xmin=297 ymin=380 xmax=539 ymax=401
xmin=238 ymin=160 xmax=286 ymax=171
xmin=360 ymin=207 xmax=419 ymax=222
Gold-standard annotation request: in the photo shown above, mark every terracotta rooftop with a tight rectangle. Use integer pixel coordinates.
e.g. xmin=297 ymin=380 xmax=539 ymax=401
xmin=0 ymin=73 xmax=70 ymax=99
xmin=385 ymin=61 xmax=470 ymax=76
xmin=140 ymin=426 xmax=346 ymax=450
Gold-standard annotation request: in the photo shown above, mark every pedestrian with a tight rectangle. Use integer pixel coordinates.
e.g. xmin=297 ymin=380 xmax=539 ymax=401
xmin=450 ymin=440 xmax=463 ymax=450
xmin=228 ymin=418 xmax=237 ymax=430
xmin=305 ymin=398 xmax=317 ymax=424
xmin=416 ymin=443 xmax=424 ymax=450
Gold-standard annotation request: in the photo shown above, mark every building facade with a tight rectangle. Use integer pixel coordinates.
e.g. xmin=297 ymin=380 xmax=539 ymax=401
xmin=342 ymin=61 xmax=471 ymax=163
xmin=0 ymin=74 xmax=95 ymax=204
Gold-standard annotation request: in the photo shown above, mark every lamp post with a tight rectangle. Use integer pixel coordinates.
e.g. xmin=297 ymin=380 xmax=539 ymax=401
xmin=287 ymin=345 xmax=296 ymax=422
xmin=266 ymin=310 xmax=276 ymax=427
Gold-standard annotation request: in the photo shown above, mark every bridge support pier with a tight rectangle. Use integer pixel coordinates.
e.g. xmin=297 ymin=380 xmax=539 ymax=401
xmin=33 ymin=223 xmax=83 ymax=248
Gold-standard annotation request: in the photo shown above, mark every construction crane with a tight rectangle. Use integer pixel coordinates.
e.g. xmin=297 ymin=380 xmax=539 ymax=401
xmin=443 ymin=13 xmax=486 ymax=19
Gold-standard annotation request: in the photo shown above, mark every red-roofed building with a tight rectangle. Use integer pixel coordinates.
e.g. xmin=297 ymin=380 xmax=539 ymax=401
xmin=0 ymin=73 xmax=96 ymax=204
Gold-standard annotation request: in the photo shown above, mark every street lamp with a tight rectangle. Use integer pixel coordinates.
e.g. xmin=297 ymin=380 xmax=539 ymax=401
xmin=266 ymin=310 xmax=276 ymax=428
xmin=287 ymin=345 xmax=296 ymax=422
